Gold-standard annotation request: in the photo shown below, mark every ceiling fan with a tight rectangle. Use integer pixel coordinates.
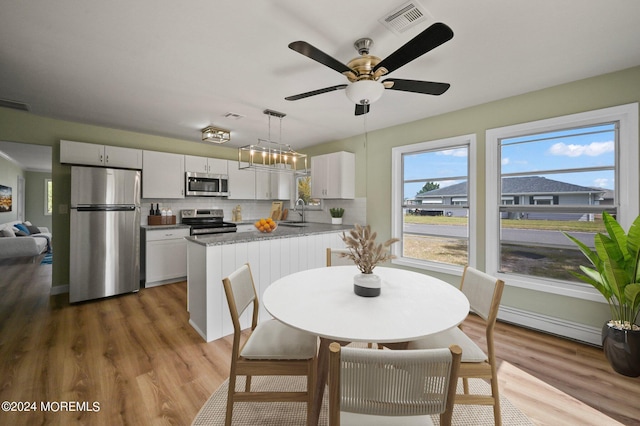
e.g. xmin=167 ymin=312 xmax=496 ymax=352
xmin=285 ymin=22 xmax=454 ymax=115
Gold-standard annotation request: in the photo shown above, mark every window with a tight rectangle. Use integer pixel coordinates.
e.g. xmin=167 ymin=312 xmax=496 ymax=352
xmin=391 ymin=134 xmax=477 ymax=275
xmin=44 ymin=178 xmax=52 ymax=215
xmin=295 ymin=174 xmax=320 ymax=209
xmin=486 ymin=103 xmax=639 ymax=300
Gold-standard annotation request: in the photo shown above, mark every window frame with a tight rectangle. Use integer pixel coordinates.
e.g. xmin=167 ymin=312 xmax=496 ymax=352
xmin=485 ymin=103 xmax=639 ymax=301
xmin=44 ymin=178 xmax=52 ymax=216
xmin=391 ymin=133 xmax=477 ymax=275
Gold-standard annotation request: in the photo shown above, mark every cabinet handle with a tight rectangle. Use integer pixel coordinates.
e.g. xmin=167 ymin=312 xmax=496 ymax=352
xmin=106 ymin=155 xmax=109 ymax=163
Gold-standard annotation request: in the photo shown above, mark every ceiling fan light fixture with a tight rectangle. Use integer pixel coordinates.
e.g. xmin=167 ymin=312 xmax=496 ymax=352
xmin=201 ymin=126 xmax=231 ymax=144
xmin=345 ymin=80 xmax=385 ymax=105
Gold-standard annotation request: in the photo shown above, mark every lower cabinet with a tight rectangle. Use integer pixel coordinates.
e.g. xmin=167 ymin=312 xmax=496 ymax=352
xmin=143 ymin=227 xmax=190 ymax=287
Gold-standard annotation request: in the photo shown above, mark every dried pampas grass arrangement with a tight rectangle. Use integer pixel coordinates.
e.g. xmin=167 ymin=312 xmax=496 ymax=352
xmin=340 ymin=224 xmax=399 ymax=274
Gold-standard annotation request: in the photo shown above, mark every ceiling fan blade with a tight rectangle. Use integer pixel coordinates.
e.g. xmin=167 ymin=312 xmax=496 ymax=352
xmin=383 ymin=79 xmax=450 ymax=95
xmin=289 ymin=41 xmax=354 ymax=76
xmin=285 ymin=84 xmax=347 ymax=101
xmin=372 ymin=22 xmax=454 ymax=76
xmin=355 ymin=104 xmax=370 ymax=116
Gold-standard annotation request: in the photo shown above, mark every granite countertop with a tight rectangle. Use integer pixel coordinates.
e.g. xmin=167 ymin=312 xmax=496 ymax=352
xmin=185 ymin=222 xmax=353 ymax=246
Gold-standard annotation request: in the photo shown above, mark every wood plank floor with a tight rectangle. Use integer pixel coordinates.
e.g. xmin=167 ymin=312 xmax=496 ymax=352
xmin=0 ymin=257 xmax=638 ymax=425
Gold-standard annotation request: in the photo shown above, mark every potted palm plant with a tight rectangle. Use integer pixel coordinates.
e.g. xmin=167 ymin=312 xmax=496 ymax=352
xmin=330 ymin=207 xmax=345 ymax=225
xmin=564 ymin=211 xmax=640 ymax=377
xmin=340 ymin=224 xmax=399 ymax=297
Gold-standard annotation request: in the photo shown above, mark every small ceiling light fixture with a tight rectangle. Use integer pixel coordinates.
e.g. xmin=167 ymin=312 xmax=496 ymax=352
xmin=238 ymin=109 xmax=307 ymax=174
xmin=201 ymin=126 xmax=231 ymax=144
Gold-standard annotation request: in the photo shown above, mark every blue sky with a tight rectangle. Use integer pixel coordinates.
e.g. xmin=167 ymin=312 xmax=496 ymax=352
xmin=403 ymin=123 xmax=616 ymax=199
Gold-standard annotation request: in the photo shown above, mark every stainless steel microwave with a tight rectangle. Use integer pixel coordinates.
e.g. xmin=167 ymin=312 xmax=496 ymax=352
xmin=185 ymin=172 xmax=229 ymax=197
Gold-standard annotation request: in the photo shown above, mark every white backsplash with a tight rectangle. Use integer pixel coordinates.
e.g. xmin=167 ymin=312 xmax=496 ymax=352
xmin=141 ymin=197 xmax=366 ymax=226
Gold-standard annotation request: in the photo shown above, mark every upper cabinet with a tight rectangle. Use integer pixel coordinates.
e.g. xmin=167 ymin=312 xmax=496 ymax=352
xmin=142 ymin=151 xmax=185 ymax=199
xmin=184 ymin=155 xmax=228 ymax=175
xmin=256 ymin=169 xmax=293 ymax=200
xmin=227 ymin=161 xmax=256 ymax=200
xmin=311 ymin=151 xmax=355 ymax=199
xmin=60 ymin=140 xmax=142 ymax=169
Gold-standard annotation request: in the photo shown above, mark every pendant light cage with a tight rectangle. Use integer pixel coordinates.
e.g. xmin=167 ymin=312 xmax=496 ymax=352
xmin=238 ymin=109 xmax=307 ymax=174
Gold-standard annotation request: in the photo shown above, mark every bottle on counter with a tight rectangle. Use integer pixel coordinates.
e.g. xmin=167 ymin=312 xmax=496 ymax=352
xmin=149 ymin=203 xmax=154 ymax=216
xmin=154 ymin=204 xmax=161 ymax=215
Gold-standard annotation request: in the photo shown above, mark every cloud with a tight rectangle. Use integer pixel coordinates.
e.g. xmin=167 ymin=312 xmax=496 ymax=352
xmin=502 ymin=157 xmax=510 ymax=165
xmin=548 ymin=141 xmax=614 ymax=157
xmin=593 ymin=178 xmax=610 ymax=188
xmin=437 ymin=148 xmax=467 ymax=157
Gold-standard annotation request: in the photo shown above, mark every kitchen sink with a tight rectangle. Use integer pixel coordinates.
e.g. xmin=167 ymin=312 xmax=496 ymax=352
xmin=278 ymin=222 xmax=309 ymax=227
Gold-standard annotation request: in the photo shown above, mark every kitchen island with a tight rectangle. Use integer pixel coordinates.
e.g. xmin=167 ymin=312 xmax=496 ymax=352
xmin=186 ymin=222 xmax=352 ymax=342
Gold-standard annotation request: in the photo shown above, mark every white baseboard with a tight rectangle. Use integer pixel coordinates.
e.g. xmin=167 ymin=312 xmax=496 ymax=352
xmin=189 ymin=319 xmax=211 ymax=342
xmin=50 ymin=284 xmax=69 ymax=295
xmin=498 ymin=305 xmax=602 ymax=347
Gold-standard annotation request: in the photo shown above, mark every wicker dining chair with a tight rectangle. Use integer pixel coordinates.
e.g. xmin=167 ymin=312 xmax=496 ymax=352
xmin=329 ymin=342 xmax=462 ymax=425
xmin=222 ymin=263 xmax=318 ymax=426
xmin=406 ymin=266 xmax=505 ymax=426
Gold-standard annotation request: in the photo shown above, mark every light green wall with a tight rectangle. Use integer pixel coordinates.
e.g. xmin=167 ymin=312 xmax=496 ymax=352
xmin=1 ymin=66 xmax=638 ymax=330
xmin=303 ymin=65 xmax=640 ymax=329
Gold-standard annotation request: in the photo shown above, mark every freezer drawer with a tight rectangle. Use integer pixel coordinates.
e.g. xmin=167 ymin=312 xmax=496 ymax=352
xmin=70 ymin=209 xmax=140 ymax=303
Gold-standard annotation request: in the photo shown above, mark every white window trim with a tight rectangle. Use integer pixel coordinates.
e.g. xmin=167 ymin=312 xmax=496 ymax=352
xmin=44 ymin=178 xmax=52 ymax=216
xmin=391 ymin=134 xmax=477 ymax=276
xmin=486 ymin=103 xmax=639 ymax=301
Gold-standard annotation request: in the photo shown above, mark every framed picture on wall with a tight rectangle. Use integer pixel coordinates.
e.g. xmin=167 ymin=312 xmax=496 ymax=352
xmin=0 ymin=184 xmax=12 ymax=212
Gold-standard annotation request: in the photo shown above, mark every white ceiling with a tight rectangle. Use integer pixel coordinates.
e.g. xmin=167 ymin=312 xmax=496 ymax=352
xmin=1 ymin=0 xmax=640 ymax=154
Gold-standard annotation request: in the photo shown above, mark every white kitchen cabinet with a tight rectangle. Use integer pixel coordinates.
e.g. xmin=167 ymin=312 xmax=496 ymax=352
xmin=227 ymin=161 xmax=256 ymax=199
xmin=255 ymin=169 xmax=293 ymax=200
xmin=60 ymin=140 xmax=142 ymax=169
xmin=311 ymin=151 xmax=355 ymax=199
xmin=185 ymin=155 xmax=228 ymax=174
xmin=144 ymin=227 xmax=190 ymax=287
xmin=142 ymin=150 xmax=185 ymax=198
xmin=271 ymin=171 xmax=293 ymax=200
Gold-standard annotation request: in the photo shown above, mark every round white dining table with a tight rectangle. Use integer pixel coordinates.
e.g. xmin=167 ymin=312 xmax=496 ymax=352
xmin=263 ymin=265 xmax=470 ymax=344
xmin=262 ymin=265 xmax=470 ymax=426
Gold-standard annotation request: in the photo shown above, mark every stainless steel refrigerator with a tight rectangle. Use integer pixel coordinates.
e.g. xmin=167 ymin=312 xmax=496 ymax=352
xmin=70 ymin=166 xmax=141 ymax=303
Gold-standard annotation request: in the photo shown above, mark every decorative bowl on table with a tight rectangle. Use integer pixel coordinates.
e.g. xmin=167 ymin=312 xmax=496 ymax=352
xmin=254 ymin=218 xmax=278 ymax=233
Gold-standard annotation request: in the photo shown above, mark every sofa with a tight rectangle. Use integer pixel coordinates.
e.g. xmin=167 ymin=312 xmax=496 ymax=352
xmin=0 ymin=220 xmax=52 ymax=260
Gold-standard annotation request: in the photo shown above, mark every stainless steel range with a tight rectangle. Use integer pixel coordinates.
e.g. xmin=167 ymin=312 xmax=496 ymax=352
xmin=181 ymin=209 xmax=237 ymax=235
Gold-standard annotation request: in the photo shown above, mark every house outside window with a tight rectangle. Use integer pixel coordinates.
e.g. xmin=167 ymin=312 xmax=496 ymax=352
xmin=391 ymin=134 xmax=477 ymax=275
xmin=486 ymin=103 xmax=639 ymax=300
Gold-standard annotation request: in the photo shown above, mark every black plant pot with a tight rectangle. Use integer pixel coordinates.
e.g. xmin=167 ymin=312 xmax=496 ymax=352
xmin=601 ymin=322 xmax=640 ymax=377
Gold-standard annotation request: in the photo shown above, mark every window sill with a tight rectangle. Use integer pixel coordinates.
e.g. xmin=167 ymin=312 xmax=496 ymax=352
xmin=392 ymin=257 xmax=465 ymax=277
xmin=495 ymin=272 xmax=605 ymax=303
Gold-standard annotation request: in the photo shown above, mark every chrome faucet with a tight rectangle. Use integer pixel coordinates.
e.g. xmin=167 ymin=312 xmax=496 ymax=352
xmin=294 ymin=198 xmax=306 ymax=223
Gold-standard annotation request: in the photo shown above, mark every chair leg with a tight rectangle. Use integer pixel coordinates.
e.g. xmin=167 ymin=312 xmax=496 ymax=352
xmin=462 ymin=377 xmax=469 ymax=394
xmin=490 ymin=375 xmax=502 ymax=426
xmin=225 ymin=373 xmax=236 ymax=426
xmin=245 ymin=375 xmax=252 ymax=392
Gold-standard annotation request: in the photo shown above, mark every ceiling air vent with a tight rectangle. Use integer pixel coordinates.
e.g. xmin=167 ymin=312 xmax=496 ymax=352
xmin=223 ymin=112 xmax=244 ymax=120
xmin=379 ymin=1 xmax=433 ymax=35
xmin=0 ymin=98 xmax=30 ymax=112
